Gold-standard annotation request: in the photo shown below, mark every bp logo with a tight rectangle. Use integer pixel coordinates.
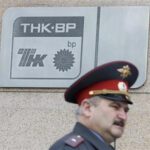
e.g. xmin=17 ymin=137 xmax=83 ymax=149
xmin=53 ymin=49 xmax=75 ymax=72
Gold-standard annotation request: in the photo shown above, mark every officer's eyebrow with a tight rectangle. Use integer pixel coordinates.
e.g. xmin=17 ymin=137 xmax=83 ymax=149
xmin=110 ymin=101 xmax=130 ymax=112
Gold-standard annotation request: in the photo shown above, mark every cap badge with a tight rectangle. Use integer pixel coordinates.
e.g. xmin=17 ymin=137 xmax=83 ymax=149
xmin=117 ymin=65 xmax=131 ymax=78
xmin=118 ymin=82 xmax=127 ymax=91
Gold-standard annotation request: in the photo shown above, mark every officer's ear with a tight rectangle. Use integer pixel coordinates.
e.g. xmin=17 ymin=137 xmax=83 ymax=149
xmin=80 ymin=99 xmax=93 ymax=117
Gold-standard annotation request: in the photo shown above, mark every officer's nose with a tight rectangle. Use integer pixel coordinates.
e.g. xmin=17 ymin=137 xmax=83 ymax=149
xmin=118 ymin=108 xmax=128 ymax=121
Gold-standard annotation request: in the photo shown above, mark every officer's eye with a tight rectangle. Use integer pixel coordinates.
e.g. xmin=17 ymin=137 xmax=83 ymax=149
xmin=124 ymin=107 xmax=129 ymax=113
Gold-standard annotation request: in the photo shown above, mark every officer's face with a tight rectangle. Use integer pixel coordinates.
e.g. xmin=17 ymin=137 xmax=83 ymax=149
xmin=88 ymin=98 xmax=129 ymax=143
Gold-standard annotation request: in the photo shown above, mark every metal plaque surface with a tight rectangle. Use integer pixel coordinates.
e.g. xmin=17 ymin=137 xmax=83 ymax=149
xmin=0 ymin=7 xmax=149 ymax=88
xmin=97 ymin=6 xmax=149 ymax=88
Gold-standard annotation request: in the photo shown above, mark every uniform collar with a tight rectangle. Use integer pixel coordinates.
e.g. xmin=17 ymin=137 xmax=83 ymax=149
xmin=90 ymin=129 xmax=105 ymax=143
xmin=73 ymin=122 xmax=114 ymax=150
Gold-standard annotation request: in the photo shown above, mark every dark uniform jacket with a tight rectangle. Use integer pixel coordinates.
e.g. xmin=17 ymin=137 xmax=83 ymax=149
xmin=49 ymin=122 xmax=114 ymax=150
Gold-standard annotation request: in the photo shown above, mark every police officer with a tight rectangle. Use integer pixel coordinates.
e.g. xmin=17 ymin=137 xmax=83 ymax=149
xmin=49 ymin=61 xmax=138 ymax=150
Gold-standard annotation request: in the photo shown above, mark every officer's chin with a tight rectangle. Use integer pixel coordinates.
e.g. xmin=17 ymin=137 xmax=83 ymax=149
xmin=111 ymin=125 xmax=124 ymax=138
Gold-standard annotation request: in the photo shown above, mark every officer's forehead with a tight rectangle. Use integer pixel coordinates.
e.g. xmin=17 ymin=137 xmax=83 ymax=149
xmin=96 ymin=97 xmax=129 ymax=107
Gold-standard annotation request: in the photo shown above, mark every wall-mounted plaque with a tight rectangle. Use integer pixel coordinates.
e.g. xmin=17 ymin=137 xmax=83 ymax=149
xmin=0 ymin=7 xmax=149 ymax=88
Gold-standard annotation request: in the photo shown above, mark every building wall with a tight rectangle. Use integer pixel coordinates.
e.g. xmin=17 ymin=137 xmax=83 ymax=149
xmin=0 ymin=1 xmax=150 ymax=150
